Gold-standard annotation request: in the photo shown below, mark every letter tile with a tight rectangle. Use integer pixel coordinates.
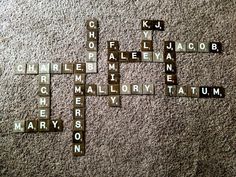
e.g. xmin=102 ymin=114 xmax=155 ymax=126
xmin=141 ymin=40 xmax=153 ymax=51
xmin=165 ymin=62 xmax=176 ymax=74
xmin=164 ymin=51 xmax=176 ymax=63
xmin=165 ymin=74 xmax=177 ymax=85
xmin=39 ymin=63 xmax=50 ymax=74
xmin=107 ymin=41 xmax=119 ymax=51
xmin=143 ymin=84 xmax=155 ymax=94
xmin=87 ymin=30 xmax=98 ymax=41
xmin=164 ymin=41 xmax=175 ymax=51
xmin=38 ymin=74 xmax=50 ymax=85
xmin=73 ymin=108 xmax=85 ymax=119
xmin=153 ymin=52 xmax=164 ymax=62
xmin=74 ymin=74 xmax=86 ymax=84
xmin=86 ymin=19 xmax=98 ymax=30
xmin=38 ymin=85 xmax=50 ymax=96
xmin=38 ymin=97 xmax=50 ymax=108
xmin=38 ymin=108 xmax=50 ymax=119
xmin=131 ymin=84 xmax=143 ymax=95
xmin=25 ymin=120 xmax=38 ymax=133
xmin=13 ymin=120 xmax=25 ymax=133
xmin=74 ymin=96 xmax=85 ymax=108
xmin=108 ymin=62 xmax=119 ymax=73
xmin=209 ymin=42 xmax=222 ymax=53
xmin=51 ymin=63 xmax=62 ymax=74
xmin=86 ymin=51 xmax=97 ymax=62
xmin=73 ymin=131 xmax=84 ymax=143
xmin=38 ymin=119 xmax=50 ymax=132
xmin=187 ymin=86 xmax=199 ymax=98
xmin=26 ymin=64 xmax=39 ymax=75
xmin=141 ymin=52 xmax=153 ymax=62
xmin=141 ymin=20 xmax=153 ymax=30
xmin=86 ymin=62 xmax=97 ymax=73
xmin=175 ymin=42 xmax=186 ymax=52
xmin=86 ymin=41 xmax=97 ymax=51
xmin=74 ymin=85 xmax=85 ymax=96
xmin=63 ymin=63 xmax=74 ymax=74
xmin=108 ymin=51 xmax=119 ymax=62
xmin=15 ymin=63 xmax=26 ymax=75
xmin=165 ymin=85 xmax=177 ymax=96
xmin=120 ymin=84 xmax=131 ymax=95
xmin=142 ymin=30 xmax=153 ymax=40
xmin=152 ymin=20 xmax=164 ymax=31
xmin=130 ymin=51 xmax=141 ymax=62
xmin=186 ymin=42 xmax=198 ymax=52
xmin=119 ymin=51 xmax=130 ymax=62
xmin=74 ymin=63 xmax=86 ymax=73
xmin=212 ymin=87 xmax=225 ymax=98
xmin=73 ymin=143 xmax=85 ymax=156
xmin=85 ymin=84 xmax=97 ymax=96
xmin=199 ymin=86 xmax=212 ymax=98
xmin=50 ymin=119 xmax=63 ymax=132
xmin=108 ymin=73 xmax=120 ymax=84
xmin=97 ymin=85 xmax=108 ymax=96
xmin=177 ymin=86 xmax=188 ymax=97
xmin=108 ymin=95 xmax=121 ymax=107
xmin=73 ymin=119 xmax=85 ymax=131
xmin=198 ymin=42 xmax=209 ymax=53
xmin=108 ymin=84 xmax=120 ymax=95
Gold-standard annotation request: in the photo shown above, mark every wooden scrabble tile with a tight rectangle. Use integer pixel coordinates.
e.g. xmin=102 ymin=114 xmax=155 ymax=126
xmin=86 ymin=62 xmax=97 ymax=73
xmin=38 ymin=85 xmax=50 ymax=96
xmin=13 ymin=120 xmax=25 ymax=133
xmin=73 ymin=119 xmax=85 ymax=131
xmin=141 ymin=40 xmax=153 ymax=51
xmin=38 ymin=97 xmax=50 ymax=108
xmin=108 ymin=95 xmax=121 ymax=107
xmin=141 ymin=30 xmax=153 ymax=40
xmin=87 ymin=30 xmax=98 ymax=41
xmin=15 ymin=63 xmax=26 ymax=75
xmin=38 ymin=119 xmax=50 ymax=132
xmin=85 ymin=84 xmax=97 ymax=96
xmin=199 ymin=86 xmax=212 ymax=98
xmin=177 ymin=86 xmax=188 ymax=97
xmin=141 ymin=20 xmax=153 ymax=30
xmin=97 ymin=85 xmax=108 ymax=96
xmin=143 ymin=84 xmax=155 ymax=94
xmin=108 ymin=73 xmax=120 ymax=84
xmin=212 ymin=87 xmax=225 ymax=98
xmin=73 ymin=131 xmax=84 ymax=143
xmin=153 ymin=20 xmax=164 ymax=31
xmin=164 ymin=51 xmax=176 ymax=63
xmin=50 ymin=119 xmax=63 ymax=132
xmin=73 ymin=143 xmax=85 ymax=156
xmin=86 ymin=19 xmax=98 ymax=30
xmin=73 ymin=108 xmax=85 ymax=119
xmin=51 ymin=63 xmax=62 ymax=74
xmin=86 ymin=51 xmax=97 ymax=62
xmin=119 ymin=51 xmax=130 ymax=62
xmin=108 ymin=62 xmax=119 ymax=73
xmin=38 ymin=108 xmax=50 ymax=119
xmin=74 ymin=74 xmax=86 ymax=84
xmin=63 ymin=63 xmax=74 ymax=74
xmin=39 ymin=63 xmax=50 ymax=74
xmin=198 ymin=42 xmax=209 ymax=53
xmin=86 ymin=41 xmax=97 ymax=51
xmin=74 ymin=96 xmax=85 ymax=107
xmin=108 ymin=84 xmax=120 ymax=95
xmin=175 ymin=42 xmax=186 ymax=52
xmin=131 ymin=84 xmax=143 ymax=95
xmin=153 ymin=52 xmax=164 ymax=62
xmin=164 ymin=41 xmax=175 ymax=51
xmin=165 ymin=85 xmax=177 ymax=96
xmin=108 ymin=51 xmax=119 ymax=62
xmin=165 ymin=74 xmax=177 ymax=85
xmin=130 ymin=51 xmax=141 ymax=62
xmin=74 ymin=85 xmax=85 ymax=96
xmin=25 ymin=120 xmax=38 ymax=133
xmin=141 ymin=52 xmax=153 ymax=62
xmin=209 ymin=42 xmax=222 ymax=53
xmin=26 ymin=64 xmax=38 ymax=74
xmin=74 ymin=63 xmax=86 ymax=73
xmin=107 ymin=41 xmax=119 ymax=51
xmin=165 ymin=62 xmax=176 ymax=74
xmin=186 ymin=42 xmax=198 ymax=52
xmin=187 ymin=86 xmax=199 ymax=98
xmin=38 ymin=74 xmax=50 ymax=85
xmin=120 ymin=84 xmax=131 ymax=95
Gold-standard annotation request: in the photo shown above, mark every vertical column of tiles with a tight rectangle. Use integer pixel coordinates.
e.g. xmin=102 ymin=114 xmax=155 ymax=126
xmin=141 ymin=21 xmax=153 ymax=62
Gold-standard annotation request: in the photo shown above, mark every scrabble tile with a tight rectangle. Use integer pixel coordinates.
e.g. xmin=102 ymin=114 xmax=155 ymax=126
xmin=73 ymin=119 xmax=85 ymax=131
xmin=141 ymin=30 xmax=153 ymax=40
xmin=74 ymin=85 xmax=85 ymax=96
xmin=38 ymin=85 xmax=50 ymax=96
xmin=108 ymin=95 xmax=121 ymax=107
xmin=63 ymin=63 xmax=74 ymax=74
xmin=212 ymin=87 xmax=225 ymax=98
xmin=198 ymin=42 xmax=209 ymax=53
xmin=141 ymin=40 xmax=153 ymax=51
xmin=86 ymin=62 xmax=97 ymax=73
xmin=26 ymin=64 xmax=39 ymax=74
xmin=25 ymin=120 xmax=38 ymax=133
xmin=165 ymin=85 xmax=177 ymax=96
xmin=38 ymin=108 xmax=50 ymax=119
xmin=209 ymin=42 xmax=222 ymax=53
xmin=38 ymin=119 xmax=50 ymax=132
xmin=73 ymin=108 xmax=85 ymax=119
xmin=85 ymin=84 xmax=97 ymax=96
xmin=164 ymin=41 xmax=175 ymax=51
xmin=153 ymin=52 xmax=164 ymax=62
xmin=38 ymin=97 xmax=50 ymax=108
xmin=108 ymin=51 xmax=119 ymax=62
xmin=141 ymin=52 xmax=153 ymax=62
xmin=15 ymin=63 xmax=26 ymax=75
xmin=186 ymin=42 xmax=198 ymax=52
xmin=143 ymin=84 xmax=155 ymax=94
xmin=165 ymin=74 xmax=177 ymax=85
xmin=50 ymin=119 xmax=63 ymax=132
xmin=199 ymin=86 xmax=212 ymax=98
xmin=86 ymin=51 xmax=97 ymax=62
xmin=86 ymin=41 xmax=97 ymax=51
xmin=74 ymin=74 xmax=86 ymax=84
xmin=108 ymin=84 xmax=120 ymax=95
xmin=141 ymin=20 xmax=153 ymax=30
xmin=177 ymin=86 xmax=188 ymax=97
xmin=74 ymin=63 xmax=86 ymax=73
xmin=165 ymin=62 xmax=177 ymax=74
xmin=38 ymin=74 xmax=50 ymax=85
xmin=130 ymin=51 xmax=141 ymax=62
xmin=73 ymin=131 xmax=84 ymax=143
xmin=51 ymin=63 xmax=62 ymax=74
xmin=108 ymin=62 xmax=119 ymax=73
xmin=86 ymin=19 xmax=98 ymax=30
xmin=73 ymin=143 xmax=85 ymax=156
xmin=74 ymin=96 xmax=85 ymax=108
xmin=187 ymin=86 xmax=199 ymax=98
xmin=108 ymin=73 xmax=120 ymax=84
xmin=119 ymin=51 xmax=130 ymax=62
xmin=120 ymin=84 xmax=131 ymax=95
xmin=97 ymin=85 xmax=108 ymax=96
xmin=175 ymin=42 xmax=186 ymax=52
xmin=39 ymin=63 xmax=50 ymax=74
xmin=107 ymin=41 xmax=119 ymax=51
xmin=13 ymin=120 xmax=25 ymax=133
xmin=131 ymin=84 xmax=143 ymax=94
xmin=153 ymin=20 xmax=164 ymax=31
xmin=164 ymin=51 xmax=176 ymax=63
xmin=87 ymin=30 xmax=98 ymax=41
